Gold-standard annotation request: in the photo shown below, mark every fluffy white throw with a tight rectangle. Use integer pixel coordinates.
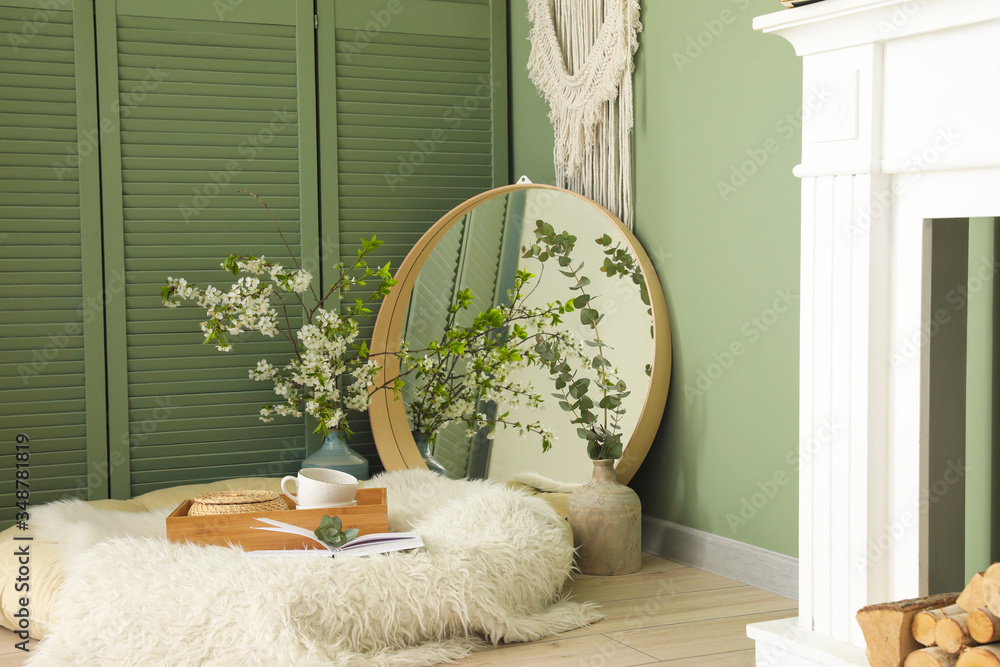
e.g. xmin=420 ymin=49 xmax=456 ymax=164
xmin=26 ymin=470 xmax=600 ymax=666
xmin=527 ymin=0 xmax=642 ymax=228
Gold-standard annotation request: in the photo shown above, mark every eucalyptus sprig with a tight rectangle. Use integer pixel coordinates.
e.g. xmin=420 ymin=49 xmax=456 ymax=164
xmin=391 ymin=268 xmax=576 ymax=452
xmin=522 ymin=220 xmax=639 ymax=461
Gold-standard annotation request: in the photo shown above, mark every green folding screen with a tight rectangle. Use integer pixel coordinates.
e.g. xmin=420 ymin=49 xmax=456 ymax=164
xmin=96 ymin=0 xmax=319 ymax=498
xmin=0 ymin=0 xmax=107 ymax=521
xmin=320 ymin=0 xmax=507 ymax=459
xmin=0 ymin=0 xmax=506 ymax=514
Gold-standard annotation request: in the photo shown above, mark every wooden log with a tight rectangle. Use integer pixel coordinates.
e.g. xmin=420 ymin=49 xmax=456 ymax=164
xmin=857 ymin=593 xmax=960 ymax=667
xmin=984 ymin=564 xmax=1000 ymax=617
xmin=914 ymin=605 xmax=965 ymax=646
xmin=960 ymin=573 xmax=988 ymax=613
xmin=968 ymin=608 xmax=1000 ymax=644
xmin=904 ymin=647 xmax=959 ymax=667
xmin=936 ymin=611 xmax=977 ymax=654
xmin=956 ymin=645 xmax=1000 ymax=667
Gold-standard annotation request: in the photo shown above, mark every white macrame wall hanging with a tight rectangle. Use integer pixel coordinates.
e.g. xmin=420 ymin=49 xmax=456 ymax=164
xmin=527 ymin=0 xmax=641 ymax=229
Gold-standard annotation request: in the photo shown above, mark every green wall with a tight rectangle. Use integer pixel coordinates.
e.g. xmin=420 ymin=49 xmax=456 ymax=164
xmin=509 ymin=0 xmax=803 ymax=556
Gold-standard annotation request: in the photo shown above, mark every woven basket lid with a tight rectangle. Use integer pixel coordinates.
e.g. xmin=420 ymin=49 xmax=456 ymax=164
xmin=188 ymin=490 xmax=288 ymax=516
xmin=192 ymin=489 xmax=280 ymax=505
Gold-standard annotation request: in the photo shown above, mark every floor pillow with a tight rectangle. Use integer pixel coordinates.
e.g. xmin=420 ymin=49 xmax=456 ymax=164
xmin=23 ymin=469 xmax=599 ymax=665
xmin=0 ymin=476 xmax=284 ymax=639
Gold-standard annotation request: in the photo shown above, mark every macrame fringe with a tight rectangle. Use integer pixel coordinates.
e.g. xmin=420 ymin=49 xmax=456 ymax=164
xmin=527 ymin=0 xmax=641 ymax=229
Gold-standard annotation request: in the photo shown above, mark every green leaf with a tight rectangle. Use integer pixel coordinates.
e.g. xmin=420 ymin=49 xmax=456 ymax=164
xmin=580 ymin=308 xmax=600 ymax=326
xmin=587 ymin=439 xmax=600 ymax=459
xmin=573 ymin=294 xmax=591 ymax=308
xmin=608 ymin=441 xmax=623 ymax=460
xmin=598 ymin=396 xmax=621 ymax=409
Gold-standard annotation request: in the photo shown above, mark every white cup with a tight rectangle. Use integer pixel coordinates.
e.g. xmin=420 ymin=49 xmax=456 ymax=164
xmin=281 ymin=468 xmax=358 ymax=509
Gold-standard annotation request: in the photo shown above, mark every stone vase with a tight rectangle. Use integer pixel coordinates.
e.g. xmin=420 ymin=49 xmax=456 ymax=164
xmin=568 ymin=458 xmax=641 ymax=575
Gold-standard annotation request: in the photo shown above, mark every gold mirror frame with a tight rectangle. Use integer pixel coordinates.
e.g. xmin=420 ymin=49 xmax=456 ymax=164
xmin=368 ymin=184 xmax=671 ymax=484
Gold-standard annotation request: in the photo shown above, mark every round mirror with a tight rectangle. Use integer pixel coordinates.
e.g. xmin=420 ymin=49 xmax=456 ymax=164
xmin=369 ymin=184 xmax=670 ymax=484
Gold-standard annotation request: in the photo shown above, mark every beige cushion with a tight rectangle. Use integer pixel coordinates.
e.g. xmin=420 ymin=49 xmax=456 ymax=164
xmin=0 ymin=477 xmax=282 ymax=639
xmin=0 ymin=475 xmax=569 ymax=640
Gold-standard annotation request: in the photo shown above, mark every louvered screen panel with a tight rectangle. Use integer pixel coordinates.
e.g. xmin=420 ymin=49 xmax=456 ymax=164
xmin=430 ymin=194 xmax=507 ymax=475
xmin=404 ymin=219 xmax=464 ymax=357
xmin=329 ymin=0 xmax=505 ymax=462
xmin=0 ymin=0 xmax=106 ymax=524
xmin=401 ymin=219 xmax=465 ymax=475
xmin=98 ymin=0 xmax=318 ymax=497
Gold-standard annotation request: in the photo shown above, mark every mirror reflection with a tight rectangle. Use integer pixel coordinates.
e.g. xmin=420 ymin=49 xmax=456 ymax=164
xmin=399 ymin=188 xmax=654 ymax=485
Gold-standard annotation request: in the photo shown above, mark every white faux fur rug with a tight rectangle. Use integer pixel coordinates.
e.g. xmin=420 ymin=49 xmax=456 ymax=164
xmin=27 ymin=470 xmax=601 ymax=666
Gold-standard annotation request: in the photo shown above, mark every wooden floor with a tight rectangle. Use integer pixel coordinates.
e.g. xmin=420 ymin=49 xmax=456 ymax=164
xmin=0 ymin=553 xmax=794 ymax=666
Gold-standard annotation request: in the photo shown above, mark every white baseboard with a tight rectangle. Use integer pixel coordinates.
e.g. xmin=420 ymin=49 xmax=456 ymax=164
xmin=641 ymin=514 xmax=798 ymax=600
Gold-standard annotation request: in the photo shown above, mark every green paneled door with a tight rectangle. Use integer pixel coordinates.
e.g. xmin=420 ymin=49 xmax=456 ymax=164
xmin=319 ymin=0 xmax=508 ymax=464
xmin=95 ymin=0 xmax=319 ymax=497
xmin=0 ymin=0 xmax=107 ymax=525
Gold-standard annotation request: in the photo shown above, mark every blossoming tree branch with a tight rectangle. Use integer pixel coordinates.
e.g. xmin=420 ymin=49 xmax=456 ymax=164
xmin=160 ymin=192 xmax=397 ymax=439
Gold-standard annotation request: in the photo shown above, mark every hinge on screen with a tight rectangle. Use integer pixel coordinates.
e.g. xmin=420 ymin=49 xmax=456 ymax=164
xmin=314 ymin=14 xmax=318 ymax=29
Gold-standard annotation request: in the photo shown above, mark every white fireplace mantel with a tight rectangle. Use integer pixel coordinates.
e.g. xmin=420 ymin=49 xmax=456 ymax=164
xmin=750 ymin=0 xmax=1000 ymax=665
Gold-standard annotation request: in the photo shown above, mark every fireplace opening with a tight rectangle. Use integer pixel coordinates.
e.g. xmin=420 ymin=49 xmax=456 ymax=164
xmin=924 ymin=217 xmax=1000 ymax=594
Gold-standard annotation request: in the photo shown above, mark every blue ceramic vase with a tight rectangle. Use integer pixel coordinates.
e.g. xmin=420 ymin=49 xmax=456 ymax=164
xmin=300 ymin=430 xmax=369 ymax=480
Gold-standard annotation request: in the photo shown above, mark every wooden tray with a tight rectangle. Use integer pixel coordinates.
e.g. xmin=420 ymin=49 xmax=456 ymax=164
xmin=166 ymin=487 xmax=388 ymax=551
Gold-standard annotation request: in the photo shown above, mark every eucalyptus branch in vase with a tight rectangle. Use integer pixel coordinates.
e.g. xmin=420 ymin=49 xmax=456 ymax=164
xmin=390 ymin=267 xmax=578 ymax=455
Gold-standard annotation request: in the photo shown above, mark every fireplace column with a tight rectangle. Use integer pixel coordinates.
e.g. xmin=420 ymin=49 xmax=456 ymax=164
xmin=745 ymin=0 xmax=1000 ymax=663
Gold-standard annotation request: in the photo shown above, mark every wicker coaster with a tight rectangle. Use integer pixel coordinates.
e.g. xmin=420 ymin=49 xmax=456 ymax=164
xmin=188 ymin=489 xmax=288 ymax=516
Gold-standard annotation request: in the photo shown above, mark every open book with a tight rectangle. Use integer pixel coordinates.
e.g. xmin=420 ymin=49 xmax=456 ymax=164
xmin=247 ymin=517 xmax=424 ymax=558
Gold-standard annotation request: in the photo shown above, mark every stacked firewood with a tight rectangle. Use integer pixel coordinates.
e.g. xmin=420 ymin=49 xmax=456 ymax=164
xmin=857 ymin=564 xmax=1000 ymax=666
